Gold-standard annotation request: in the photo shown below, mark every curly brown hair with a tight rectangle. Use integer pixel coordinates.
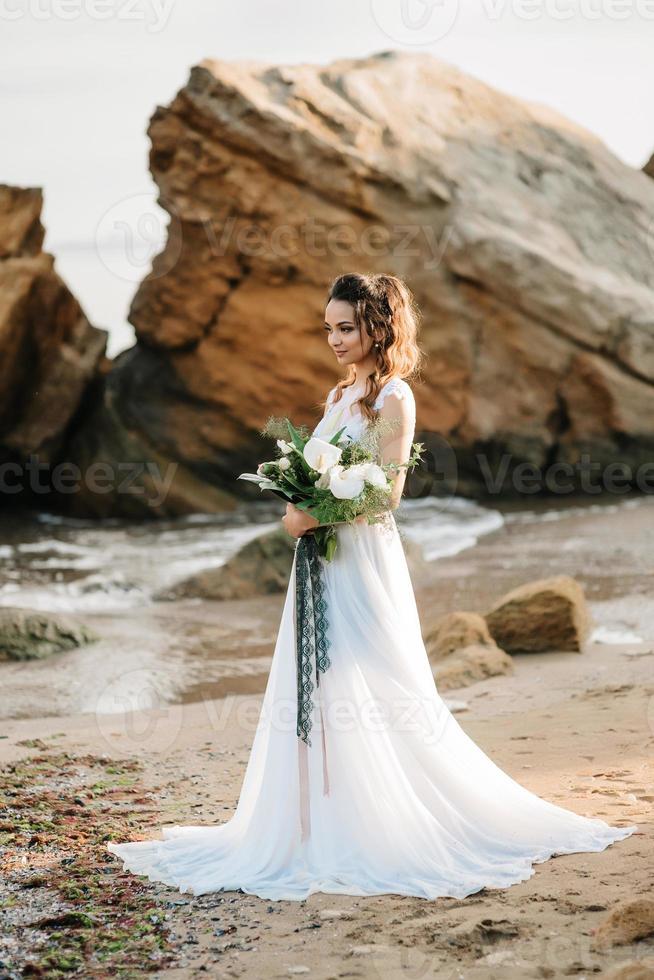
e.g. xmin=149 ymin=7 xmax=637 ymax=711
xmin=324 ymin=272 xmax=425 ymax=423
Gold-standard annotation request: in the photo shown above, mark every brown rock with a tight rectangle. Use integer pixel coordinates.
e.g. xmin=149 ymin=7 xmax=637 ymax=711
xmin=433 ymin=644 xmax=514 ymax=692
xmin=0 ymin=185 xmax=44 ymax=257
xmin=592 ymin=899 xmax=654 ymax=950
xmin=424 ymin=611 xmax=494 ymax=661
xmin=67 ymin=52 xmax=654 ymax=514
xmin=425 ymin=611 xmax=513 ymax=690
xmin=0 ymin=184 xmax=107 ymax=472
xmin=601 ymin=958 xmax=654 ymax=979
xmin=485 ymin=575 xmax=591 ymax=654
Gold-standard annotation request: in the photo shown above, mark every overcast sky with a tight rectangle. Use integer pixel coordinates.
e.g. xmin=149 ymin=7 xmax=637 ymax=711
xmin=2 ymin=0 xmax=653 ymax=353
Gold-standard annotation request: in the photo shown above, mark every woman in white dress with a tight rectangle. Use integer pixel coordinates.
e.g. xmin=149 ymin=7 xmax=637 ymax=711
xmin=107 ymin=272 xmax=636 ymax=900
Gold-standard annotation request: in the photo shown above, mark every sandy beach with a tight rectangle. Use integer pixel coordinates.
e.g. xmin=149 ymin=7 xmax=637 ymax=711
xmin=1 ymin=494 xmax=652 ymax=977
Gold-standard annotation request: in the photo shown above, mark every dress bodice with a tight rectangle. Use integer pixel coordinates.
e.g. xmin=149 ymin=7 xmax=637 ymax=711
xmin=311 ymin=377 xmax=415 ymax=443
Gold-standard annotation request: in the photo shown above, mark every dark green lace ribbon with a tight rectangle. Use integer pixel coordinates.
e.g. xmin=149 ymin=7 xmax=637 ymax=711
xmin=294 ymin=532 xmax=331 ymax=745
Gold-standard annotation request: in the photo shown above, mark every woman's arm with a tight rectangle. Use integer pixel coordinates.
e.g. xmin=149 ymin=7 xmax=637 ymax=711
xmin=377 ymin=390 xmax=416 ymax=510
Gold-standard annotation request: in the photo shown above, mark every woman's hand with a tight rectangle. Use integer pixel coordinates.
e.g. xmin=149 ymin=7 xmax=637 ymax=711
xmin=281 ymin=502 xmax=320 ymax=539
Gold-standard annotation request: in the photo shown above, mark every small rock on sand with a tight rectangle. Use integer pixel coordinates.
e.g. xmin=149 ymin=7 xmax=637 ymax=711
xmin=485 ymin=575 xmax=591 ymax=654
xmin=600 ymin=956 xmax=654 ymax=979
xmin=0 ymin=606 xmax=99 ymax=661
xmin=593 ymin=898 xmax=654 ymax=949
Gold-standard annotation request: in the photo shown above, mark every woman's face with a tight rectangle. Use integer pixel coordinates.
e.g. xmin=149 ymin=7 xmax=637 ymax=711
xmin=324 ymin=298 xmax=373 ymax=367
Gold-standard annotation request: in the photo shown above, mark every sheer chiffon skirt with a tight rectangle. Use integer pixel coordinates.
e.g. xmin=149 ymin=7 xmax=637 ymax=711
xmin=107 ymin=513 xmax=636 ymax=900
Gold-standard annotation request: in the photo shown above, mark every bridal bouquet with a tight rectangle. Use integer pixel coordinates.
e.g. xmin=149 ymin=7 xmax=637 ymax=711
xmin=238 ymin=416 xmax=424 ymax=561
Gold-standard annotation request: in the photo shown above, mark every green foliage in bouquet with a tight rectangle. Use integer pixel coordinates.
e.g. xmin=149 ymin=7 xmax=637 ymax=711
xmin=238 ymin=415 xmax=424 ymax=562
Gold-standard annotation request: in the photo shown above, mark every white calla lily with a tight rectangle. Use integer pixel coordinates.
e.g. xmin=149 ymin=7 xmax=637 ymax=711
xmin=360 ymin=462 xmax=388 ymax=489
xmin=328 ymin=464 xmax=366 ymax=500
xmin=303 ymin=437 xmax=342 ymax=474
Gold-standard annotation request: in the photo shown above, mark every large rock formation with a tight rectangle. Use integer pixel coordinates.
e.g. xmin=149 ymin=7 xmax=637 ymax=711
xmin=66 ymin=52 xmax=654 ymax=515
xmin=0 ymin=185 xmax=107 ymax=496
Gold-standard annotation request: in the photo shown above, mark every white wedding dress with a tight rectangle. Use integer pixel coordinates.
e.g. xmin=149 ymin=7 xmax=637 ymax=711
xmin=107 ymin=377 xmax=636 ymax=900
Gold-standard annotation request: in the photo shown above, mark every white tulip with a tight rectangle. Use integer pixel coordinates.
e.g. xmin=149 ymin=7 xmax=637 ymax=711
xmin=303 ymin=437 xmax=342 ymax=474
xmin=276 ymin=438 xmax=294 ymax=454
xmin=278 ymin=457 xmax=290 ymax=471
xmin=328 ymin=464 xmax=366 ymax=500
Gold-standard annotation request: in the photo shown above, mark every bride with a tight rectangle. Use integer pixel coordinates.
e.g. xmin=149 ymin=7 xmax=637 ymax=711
xmin=107 ymin=272 xmax=636 ymax=900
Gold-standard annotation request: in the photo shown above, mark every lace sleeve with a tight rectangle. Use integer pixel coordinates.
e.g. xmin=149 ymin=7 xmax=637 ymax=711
xmin=374 ymin=378 xmax=416 ymax=420
xmin=373 ymin=378 xmax=416 ymax=509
